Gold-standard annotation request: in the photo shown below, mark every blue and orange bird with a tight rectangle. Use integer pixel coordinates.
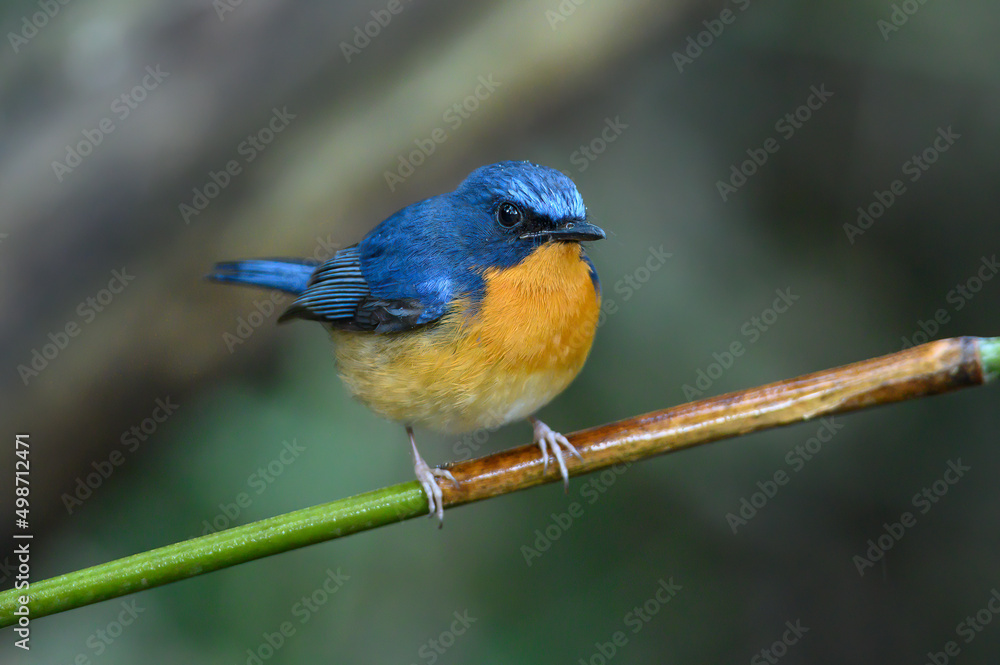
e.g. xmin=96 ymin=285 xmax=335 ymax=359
xmin=208 ymin=161 xmax=604 ymax=522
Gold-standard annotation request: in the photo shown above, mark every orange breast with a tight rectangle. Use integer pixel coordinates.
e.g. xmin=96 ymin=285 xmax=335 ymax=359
xmin=473 ymin=242 xmax=600 ymax=373
xmin=330 ymin=242 xmax=600 ymax=433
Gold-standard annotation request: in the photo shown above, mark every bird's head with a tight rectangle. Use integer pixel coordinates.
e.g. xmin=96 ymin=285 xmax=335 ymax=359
xmin=450 ymin=161 xmax=604 ymax=270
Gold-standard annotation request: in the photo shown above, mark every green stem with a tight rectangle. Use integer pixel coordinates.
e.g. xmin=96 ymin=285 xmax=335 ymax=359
xmin=0 ymin=483 xmax=427 ymax=628
xmin=980 ymin=336 xmax=1000 ymax=381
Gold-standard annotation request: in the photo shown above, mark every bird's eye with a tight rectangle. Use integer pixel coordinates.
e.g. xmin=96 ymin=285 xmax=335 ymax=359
xmin=496 ymin=201 xmax=523 ymax=228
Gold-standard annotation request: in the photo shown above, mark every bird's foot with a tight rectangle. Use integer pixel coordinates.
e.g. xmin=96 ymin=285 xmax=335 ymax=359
xmin=408 ymin=427 xmax=458 ymax=526
xmin=530 ymin=416 xmax=582 ymax=492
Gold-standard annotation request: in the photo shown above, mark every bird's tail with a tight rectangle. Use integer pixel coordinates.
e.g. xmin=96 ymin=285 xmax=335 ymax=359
xmin=206 ymin=258 xmax=318 ymax=295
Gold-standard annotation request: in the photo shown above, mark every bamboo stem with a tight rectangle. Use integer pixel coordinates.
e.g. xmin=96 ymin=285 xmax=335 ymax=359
xmin=1 ymin=336 xmax=995 ymax=628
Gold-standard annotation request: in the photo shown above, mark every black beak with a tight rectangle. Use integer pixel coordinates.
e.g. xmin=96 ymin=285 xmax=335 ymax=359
xmin=520 ymin=220 xmax=605 ymax=242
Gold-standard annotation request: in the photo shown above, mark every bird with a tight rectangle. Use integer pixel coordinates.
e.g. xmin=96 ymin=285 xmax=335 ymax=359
xmin=207 ymin=160 xmax=604 ymax=523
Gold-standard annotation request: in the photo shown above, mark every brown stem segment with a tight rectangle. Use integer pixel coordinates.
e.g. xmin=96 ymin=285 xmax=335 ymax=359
xmin=441 ymin=337 xmax=987 ymax=507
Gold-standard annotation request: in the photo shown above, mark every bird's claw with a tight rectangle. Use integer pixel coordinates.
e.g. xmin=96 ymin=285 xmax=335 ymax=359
xmin=531 ymin=417 xmax=581 ymax=492
xmin=413 ymin=459 xmax=459 ymax=526
xmin=409 ymin=428 xmax=459 ymax=526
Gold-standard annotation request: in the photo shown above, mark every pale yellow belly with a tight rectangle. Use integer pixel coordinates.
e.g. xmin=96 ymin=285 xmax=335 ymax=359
xmin=329 ymin=243 xmax=600 ymax=433
xmin=330 ymin=323 xmax=586 ymax=433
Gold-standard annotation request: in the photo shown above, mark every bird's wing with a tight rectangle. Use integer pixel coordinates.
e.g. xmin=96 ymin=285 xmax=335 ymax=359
xmin=277 ymin=244 xmax=453 ymax=333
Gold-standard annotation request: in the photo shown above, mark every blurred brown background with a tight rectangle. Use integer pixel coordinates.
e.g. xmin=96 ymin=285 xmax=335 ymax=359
xmin=2 ymin=0 xmax=999 ymax=662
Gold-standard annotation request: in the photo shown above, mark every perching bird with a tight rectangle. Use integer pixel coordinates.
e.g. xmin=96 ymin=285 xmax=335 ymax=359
xmin=208 ymin=161 xmax=604 ymax=522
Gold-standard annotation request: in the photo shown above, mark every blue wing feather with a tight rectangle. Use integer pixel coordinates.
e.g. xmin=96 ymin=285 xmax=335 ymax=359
xmin=279 ymin=247 xmax=370 ymax=322
xmin=354 ymin=200 xmax=470 ymax=327
xmin=279 ymin=225 xmax=463 ymax=331
xmin=206 ymin=258 xmax=318 ymax=294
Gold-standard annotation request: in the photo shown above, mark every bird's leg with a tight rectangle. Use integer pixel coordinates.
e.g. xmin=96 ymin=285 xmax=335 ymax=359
xmin=529 ymin=416 xmax=582 ymax=492
xmin=407 ymin=426 xmax=458 ymax=526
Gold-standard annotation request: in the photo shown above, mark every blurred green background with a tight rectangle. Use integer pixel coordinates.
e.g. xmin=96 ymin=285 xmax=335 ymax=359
xmin=2 ymin=0 xmax=999 ymax=662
